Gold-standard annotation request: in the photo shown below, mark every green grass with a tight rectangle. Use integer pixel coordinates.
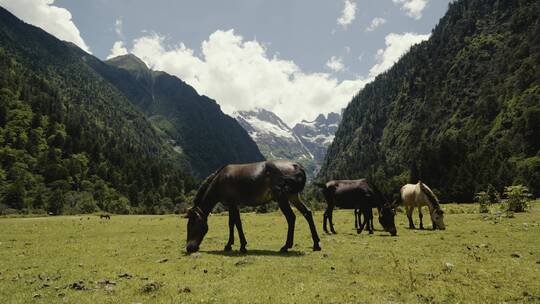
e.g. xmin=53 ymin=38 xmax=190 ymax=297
xmin=1 ymin=202 xmax=539 ymax=303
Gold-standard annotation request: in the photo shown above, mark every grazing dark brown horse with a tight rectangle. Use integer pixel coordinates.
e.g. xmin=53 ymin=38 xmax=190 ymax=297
xmin=185 ymin=160 xmax=321 ymax=253
xmin=315 ymin=179 xmax=397 ymax=236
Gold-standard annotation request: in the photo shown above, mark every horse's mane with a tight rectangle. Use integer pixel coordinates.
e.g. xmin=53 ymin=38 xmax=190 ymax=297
xmin=419 ymin=182 xmax=440 ymax=209
xmin=369 ymin=180 xmax=388 ymax=208
xmin=193 ymin=165 xmax=226 ymax=207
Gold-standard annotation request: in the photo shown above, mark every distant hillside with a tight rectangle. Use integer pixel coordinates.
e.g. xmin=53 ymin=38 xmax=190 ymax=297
xmin=94 ymin=54 xmax=265 ymax=177
xmin=0 ymin=6 xmax=195 ymax=214
xmin=234 ymin=109 xmax=341 ymax=178
xmin=319 ymin=0 xmax=540 ymax=201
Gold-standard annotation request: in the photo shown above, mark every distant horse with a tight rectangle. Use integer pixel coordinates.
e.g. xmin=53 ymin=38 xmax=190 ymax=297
xmin=314 ymin=179 xmax=397 ymax=236
xmin=185 ymin=160 xmax=321 ymax=253
xmin=100 ymin=214 xmax=111 ymax=220
xmin=400 ymin=181 xmax=445 ymax=230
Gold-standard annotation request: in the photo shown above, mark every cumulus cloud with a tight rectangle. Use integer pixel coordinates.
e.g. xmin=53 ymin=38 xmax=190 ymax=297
xmin=106 ymin=41 xmax=128 ymax=59
xmin=337 ymin=0 xmax=357 ymax=29
xmin=392 ymin=0 xmax=429 ymax=20
xmin=369 ymin=32 xmax=430 ymax=77
xmin=326 ymin=56 xmax=345 ymax=73
xmin=120 ymin=30 xmax=369 ymax=125
xmin=366 ymin=17 xmax=387 ymax=32
xmin=0 ymin=0 xmax=91 ymax=53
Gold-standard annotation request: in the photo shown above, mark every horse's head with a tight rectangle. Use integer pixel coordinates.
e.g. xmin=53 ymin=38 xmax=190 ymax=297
xmin=431 ymin=208 xmax=445 ymax=230
xmin=185 ymin=207 xmax=208 ymax=253
xmin=379 ymin=203 xmax=397 ymax=236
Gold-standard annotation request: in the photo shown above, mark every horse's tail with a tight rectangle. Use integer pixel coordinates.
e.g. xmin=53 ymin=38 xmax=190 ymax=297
xmin=193 ymin=165 xmax=226 ymax=206
xmin=419 ymin=182 xmax=440 ymax=209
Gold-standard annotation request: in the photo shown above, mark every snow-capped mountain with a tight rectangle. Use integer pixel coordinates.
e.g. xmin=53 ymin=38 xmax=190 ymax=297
xmin=233 ymin=108 xmax=341 ymax=178
xmin=292 ymin=112 xmax=341 ymax=164
xmin=234 ymin=109 xmax=313 ymax=161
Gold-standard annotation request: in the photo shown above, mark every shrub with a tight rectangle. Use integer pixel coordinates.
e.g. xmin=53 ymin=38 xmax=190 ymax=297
xmin=108 ymin=197 xmax=131 ymax=214
xmin=503 ymin=185 xmax=531 ymax=213
xmin=486 ymin=184 xmax=500 ymax=204
xmin=475 ymin=191 xmax=490 ymax=213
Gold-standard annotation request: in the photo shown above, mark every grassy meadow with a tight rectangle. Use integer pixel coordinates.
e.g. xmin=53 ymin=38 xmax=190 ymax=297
xmin=1 ymin=202 xmax=539 ymax=303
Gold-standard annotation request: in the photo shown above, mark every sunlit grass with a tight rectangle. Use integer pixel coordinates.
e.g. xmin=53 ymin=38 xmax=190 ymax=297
xmin=1 ymin=201 xmax=539 ymax=303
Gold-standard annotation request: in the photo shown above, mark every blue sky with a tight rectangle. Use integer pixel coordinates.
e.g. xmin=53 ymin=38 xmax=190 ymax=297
xmin=0 ymin=0 xmax=452 ymax=124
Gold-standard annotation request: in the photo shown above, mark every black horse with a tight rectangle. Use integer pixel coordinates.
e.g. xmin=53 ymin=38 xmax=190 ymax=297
xmin=314 ymin=179 xmax=397 ymax=236
xmin=185 ymin=160 xmax=321 ymax=253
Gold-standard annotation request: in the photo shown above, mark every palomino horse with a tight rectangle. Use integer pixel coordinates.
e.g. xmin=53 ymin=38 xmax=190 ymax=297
xmin=400 ymin=181 xmax=445 ymax=230
xmin=314 ymin=179 xmax=397 ymax=236
xmin=185 ymin=160 xmax=321 ymax=253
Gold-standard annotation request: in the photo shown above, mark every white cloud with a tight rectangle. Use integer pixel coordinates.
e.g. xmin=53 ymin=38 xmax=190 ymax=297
xmin=369 ymin=32 xmax=430 ymax=77
xmin=366 ymin=17 xmax=387 ymax=32
xmin=114 ymin=18 xmax=123 ymax=38
xmin=0 ymin=0 xmax=91 ymax=53
xmin=392 ymin=0 xmax=429 ymax=20
xmin=337 ymin=0 xmax=357 ymax=29
xmin=326 ymin=56 xmax=345 ymax=73
xmin=122 ymin=30 xmax=369 ymax=125
xmin=106 ymin=41 xmax=128 ymax=59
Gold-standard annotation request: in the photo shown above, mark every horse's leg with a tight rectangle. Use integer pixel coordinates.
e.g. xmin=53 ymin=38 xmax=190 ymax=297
xmin=369 ymin=211 xmax=374 ymax=232
xmin=355 ymin=209 xmax=362 ymax=234
xmin=224 ymin=207 xmax=235 ymax=251
xmin=328 ymin=205 xmax=337 ymax=234
xmin=407 ymin=206 xmax=415 ymax=229
xmin=418 ymin=206 xmax=424 ymax=230
xmin=231 ymin=206 xmax=248 ymax=253
xmin=323 ymin=208 xmax=329 ymax=234
xmin=354 ymin=209 xmax=359 ymax=230
xmin=278 ymin=198 xmax=296 ymax=253
xmin=367 ymin=208 xmax=374 ymax=234
xmin=289 ymin=194 xmax=321 ymax=251
xmin=358 ymin=208 xmax=368 ymax=234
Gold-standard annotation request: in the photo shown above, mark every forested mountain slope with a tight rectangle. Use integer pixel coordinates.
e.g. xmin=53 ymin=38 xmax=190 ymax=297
xmin=319 ymin=0 xmax=540 ymax=201
xmin=94 ymin=54 xmax=265 ymax=177
xmin=0 ymin=6 xmax=195 ymax=214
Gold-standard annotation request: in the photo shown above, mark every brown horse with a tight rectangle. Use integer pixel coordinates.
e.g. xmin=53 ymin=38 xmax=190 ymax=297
xmin=185 ymin=160 xmax=321 ymax=253
xmin=315 ymin=179 xmax=397 ymax=236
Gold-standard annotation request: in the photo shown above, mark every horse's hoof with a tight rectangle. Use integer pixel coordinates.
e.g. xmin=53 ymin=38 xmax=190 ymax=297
xmin=240 ymin=247 xmax=247 ymax=254
xmin=313 ymin=244 xmax=321 ymax=251
xmin=331 ymin=230 xmax=337 ymax=234
xmin=369 ymin=231 xmax=374 ymax=235
xmin=279 ymin=246 xmax=288 ymax=253
xmin=224 ymin=245 xmax=232 ymax=252
xmin=420 ymin=226 xmax=424 ymax=230
xmin=356 ymin=229 xmax=361 ymax=234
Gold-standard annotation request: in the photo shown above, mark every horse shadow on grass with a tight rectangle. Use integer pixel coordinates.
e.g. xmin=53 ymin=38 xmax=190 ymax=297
xmin=203 ymin=249 xmax=306 ymax=257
